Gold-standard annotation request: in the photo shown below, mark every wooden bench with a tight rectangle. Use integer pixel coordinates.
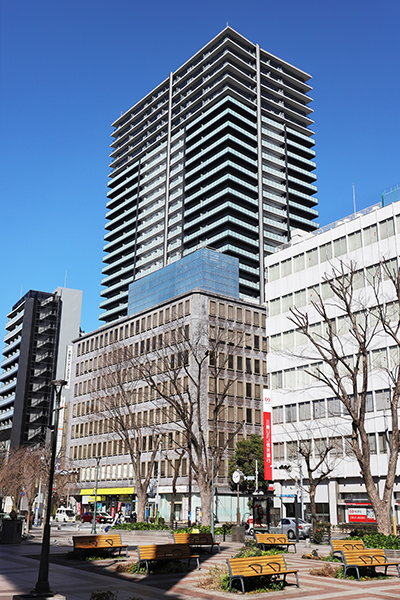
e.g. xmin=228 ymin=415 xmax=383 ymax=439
xmin=255 ymin=532 xmax=296 ymax=553
xmin=173 ymin=532 xmax=220 ymax=554
xmin=341 ymin=548 xmax=400 ymax=580
xmin=73 ymin=534 xmax=128 ymax=557
xmin=133 ymin=543 xmax=199 ymax=574
xmin=226 ymin=554 xmax=299 ymax=594
xmin=330 ymin=539 xmax=365 ymax=559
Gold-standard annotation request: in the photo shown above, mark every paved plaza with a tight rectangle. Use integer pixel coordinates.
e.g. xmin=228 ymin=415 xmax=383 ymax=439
xmin=0 ymin=525 xmax=399 ymax=600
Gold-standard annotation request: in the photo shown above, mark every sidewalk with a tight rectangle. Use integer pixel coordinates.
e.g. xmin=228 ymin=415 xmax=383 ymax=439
xmin=1 ymin=525 xmax=399 ymax=600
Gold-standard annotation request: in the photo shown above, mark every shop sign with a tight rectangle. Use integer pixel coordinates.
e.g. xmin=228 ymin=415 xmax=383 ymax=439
xmin=263 ymin=389 xmax=272 ymax=480
xmin=348 ymin=507 xmax=376 ymax=522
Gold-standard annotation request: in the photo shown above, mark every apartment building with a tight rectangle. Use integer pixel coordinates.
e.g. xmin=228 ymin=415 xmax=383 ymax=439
xmin=67 ymin=251 xmax=267 ymax=521
xmin=265 ymin=200 xmax=400 ymax=525
xmin=0 ymin=288 xmax=82 ymax=450
xmin=100 ymin=26 xmax=317 ymax=323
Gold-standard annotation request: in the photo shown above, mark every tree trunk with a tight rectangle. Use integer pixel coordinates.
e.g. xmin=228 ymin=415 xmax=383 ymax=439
xmin=309 ymin=486 xmax=318 ymax=537
xmin=170 ymin=490 xmax=176 ymax=528
xmin=199 ymin=483 xmax=212 ymax=526
xmin=362 ymin=474 xmax=393 ymax=535
xmin=136 ymin=484 xmax=147 ymax=522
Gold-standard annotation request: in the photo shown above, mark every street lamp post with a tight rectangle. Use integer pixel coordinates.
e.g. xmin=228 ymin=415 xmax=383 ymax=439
xmin=34 ymin=379 xmax=67 ymax=595
xmin=91 ymin=457 xmax=102 ymax=534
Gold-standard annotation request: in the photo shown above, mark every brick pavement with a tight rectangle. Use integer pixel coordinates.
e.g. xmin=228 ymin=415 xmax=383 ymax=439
xmin=0 ymin=525 xmax=398 ymax=600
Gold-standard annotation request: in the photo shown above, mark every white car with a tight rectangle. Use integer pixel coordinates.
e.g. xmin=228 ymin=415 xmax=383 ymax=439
xmin=55 ymin=507 xmax=75 ymax=522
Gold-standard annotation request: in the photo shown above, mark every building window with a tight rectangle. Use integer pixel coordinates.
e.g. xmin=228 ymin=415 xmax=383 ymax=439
xmin=379 ymin=217 xmax=394 ymax=240
xmin=299 ymin=401 xmax=311 ymax=421
xmin=269 ymin=298 xmax=280 ymax=316
xmin=319 ymin=242 xmax=332 ymax=262
xmin=246 ymin=408 xmax=253 ymax=424
xmin=368 ymin=433 xmax=377 ymax=455
xmin=271 ymin=371 xmax=282 ymax=389
xmin=227 ymin=305 xmax=234 ymax=320
xmin=375 ymin=389 xmax=390 ymax=411
xmin=308 ymin=285 xmax=319 ymax=303
xmin=272 ymin=406 xmax=283 ymax=424
xmin=273 ymin=442 xmax=284 ymax=460
xmin=269 ymin=263 xmax=280 ymax=281
xmin=334 ymin=236 xmax=347 ymax=256
xmin=313 ymin=399 xmax=325 ymax=419
xmin=348 ymin=231 xmax=362 ymax=252
xmin=282 ymin=293 xmax=293 ymax=313
xmin=363 ymin=224 xmax=378 ymax=245
xmin=294 ymin=289 xmax=306 ymax=308
xmin=285 ymin=403 xmax=296 ymax=423
xmin=284 ymin=368 xmax=296 ymax=388
xmin=293 ymin=253 xmax=305 ymax=272
xmin=281 ymin=258 xmax=292 ymax=277
xmin=327 ymin=397 xmax=341 ymax=416
xmin=287 ymin=441 xmax=297 ymax=460
xmin=306 ymin=248 xmax=318 ymax=267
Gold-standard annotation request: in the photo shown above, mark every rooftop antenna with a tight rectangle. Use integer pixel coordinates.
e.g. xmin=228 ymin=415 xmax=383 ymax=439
xmin=353 ymin=183 xmax=356 ymax=215
xmin=64 ymin=271 xmax=67 ymax=288
xmin=20 ymin=285 xmax=23 ymax=298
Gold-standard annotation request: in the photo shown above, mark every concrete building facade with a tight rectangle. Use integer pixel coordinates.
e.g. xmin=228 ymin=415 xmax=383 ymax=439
xmin=67 ymin=252 xmax=267 ymax=522
xmin=265 ymin=200 xmax=400 ymax=526
xmin=100 ymin=27 xmax=318 ymax=323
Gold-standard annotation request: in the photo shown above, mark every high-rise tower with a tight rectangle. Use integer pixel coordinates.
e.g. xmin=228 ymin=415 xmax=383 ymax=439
xmin=100 ymin=27 xmax=318 ymax=323
xmin=0 ymin=288 xmax=82 ymax=449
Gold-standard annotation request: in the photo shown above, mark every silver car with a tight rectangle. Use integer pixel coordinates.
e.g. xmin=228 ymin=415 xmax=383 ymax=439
xmin=277 ymin=517 xmax=312 ymax=539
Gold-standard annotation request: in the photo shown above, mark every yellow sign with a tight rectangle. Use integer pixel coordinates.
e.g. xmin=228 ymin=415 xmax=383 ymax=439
xmin=81 ymin=487 xmax=134 ymax=496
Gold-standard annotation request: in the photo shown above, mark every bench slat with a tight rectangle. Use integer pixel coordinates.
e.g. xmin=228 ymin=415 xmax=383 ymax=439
xmin=73 ymin=534 xmax=128 ymax=557
xmin=226 ymin=554 xmax=299 ymax=593
xmin=133 ymin=544 xmax=199 ymax=574
xmin=340 ymin=548 xmax=400 ymax=580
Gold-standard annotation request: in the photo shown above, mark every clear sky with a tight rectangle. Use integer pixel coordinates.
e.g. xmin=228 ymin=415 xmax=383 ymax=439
xmin=1 ymin=0 xmax=399 ymax=335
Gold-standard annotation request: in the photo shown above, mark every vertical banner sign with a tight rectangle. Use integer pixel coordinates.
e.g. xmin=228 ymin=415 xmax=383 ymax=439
xmin=263 ymin=389 xmax=272 ymax=481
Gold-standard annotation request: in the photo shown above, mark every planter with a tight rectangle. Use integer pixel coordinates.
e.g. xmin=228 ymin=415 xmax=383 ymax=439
xmin=384 ymin=549 xmax=400 ymax=559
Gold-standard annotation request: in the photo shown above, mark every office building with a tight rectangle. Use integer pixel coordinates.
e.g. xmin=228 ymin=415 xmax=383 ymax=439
xmin=265 ymin=200 xmax=400 ymax=526
xmin=0 ymin=288 xmax=82 ymax=450
xmin=100 ymin=27 xmax=318 ymax=323
xmin=68 ymin=250 xmax=267 ymax=521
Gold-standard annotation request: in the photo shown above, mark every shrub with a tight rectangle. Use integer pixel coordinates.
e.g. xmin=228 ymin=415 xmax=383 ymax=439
xmin=90 ymin=592 xmax=117 ymax=600
xmin=197 ymin=564 xmax=230 ymax=591
xmin=312 ymin=522 xmax=330 ymax=544
xmin=176 ymin=524 xmax=232 ymax=535
xmin=347 ymin=531 xmax=400 ymax=550
xmin=309 ymin=564 xmax=340 ymax=578
xmin=112 ymin=521 xmax=169 ymax=531
xmin=125 ymin=560 xmax=188 ymax=575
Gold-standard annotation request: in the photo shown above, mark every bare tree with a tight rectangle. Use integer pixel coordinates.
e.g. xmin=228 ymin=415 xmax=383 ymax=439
xmin=288 ymin=259 xmax=400 ymax=535
xmin=92 ymin=347 xmax=161 ymax=522
xmin=128 ymin=321 xmax=244 ymax=526
xmin=0 ymin=446 xmax=48 ymax=530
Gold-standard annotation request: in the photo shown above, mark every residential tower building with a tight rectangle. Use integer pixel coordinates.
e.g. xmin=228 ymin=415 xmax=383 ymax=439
xmin=0 ymin=288 xmax=82 ymax=450
xmin=100 ymin=27 xmax=318 ymax=323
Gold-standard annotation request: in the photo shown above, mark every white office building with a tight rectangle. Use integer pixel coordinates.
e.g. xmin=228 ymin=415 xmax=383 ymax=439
xmin=265 ymin=200 xmax=400 ymax=526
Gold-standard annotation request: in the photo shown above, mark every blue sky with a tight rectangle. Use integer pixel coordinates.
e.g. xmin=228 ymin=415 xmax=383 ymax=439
xmin=1 ymin=0 xmax=399 ymax=334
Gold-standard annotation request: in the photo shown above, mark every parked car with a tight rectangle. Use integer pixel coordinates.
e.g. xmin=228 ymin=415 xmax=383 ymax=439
xmin=80 ymin=511 xmax=112 ymax=524
xmin=55 ymin=507 xmax=75 ymax=523
xmin=277 ymin=518 xmax=312 ymax=539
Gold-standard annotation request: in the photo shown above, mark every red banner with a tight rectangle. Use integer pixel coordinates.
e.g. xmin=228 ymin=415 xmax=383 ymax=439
xmin=263 ymin=389 xmax=272 ymax=481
